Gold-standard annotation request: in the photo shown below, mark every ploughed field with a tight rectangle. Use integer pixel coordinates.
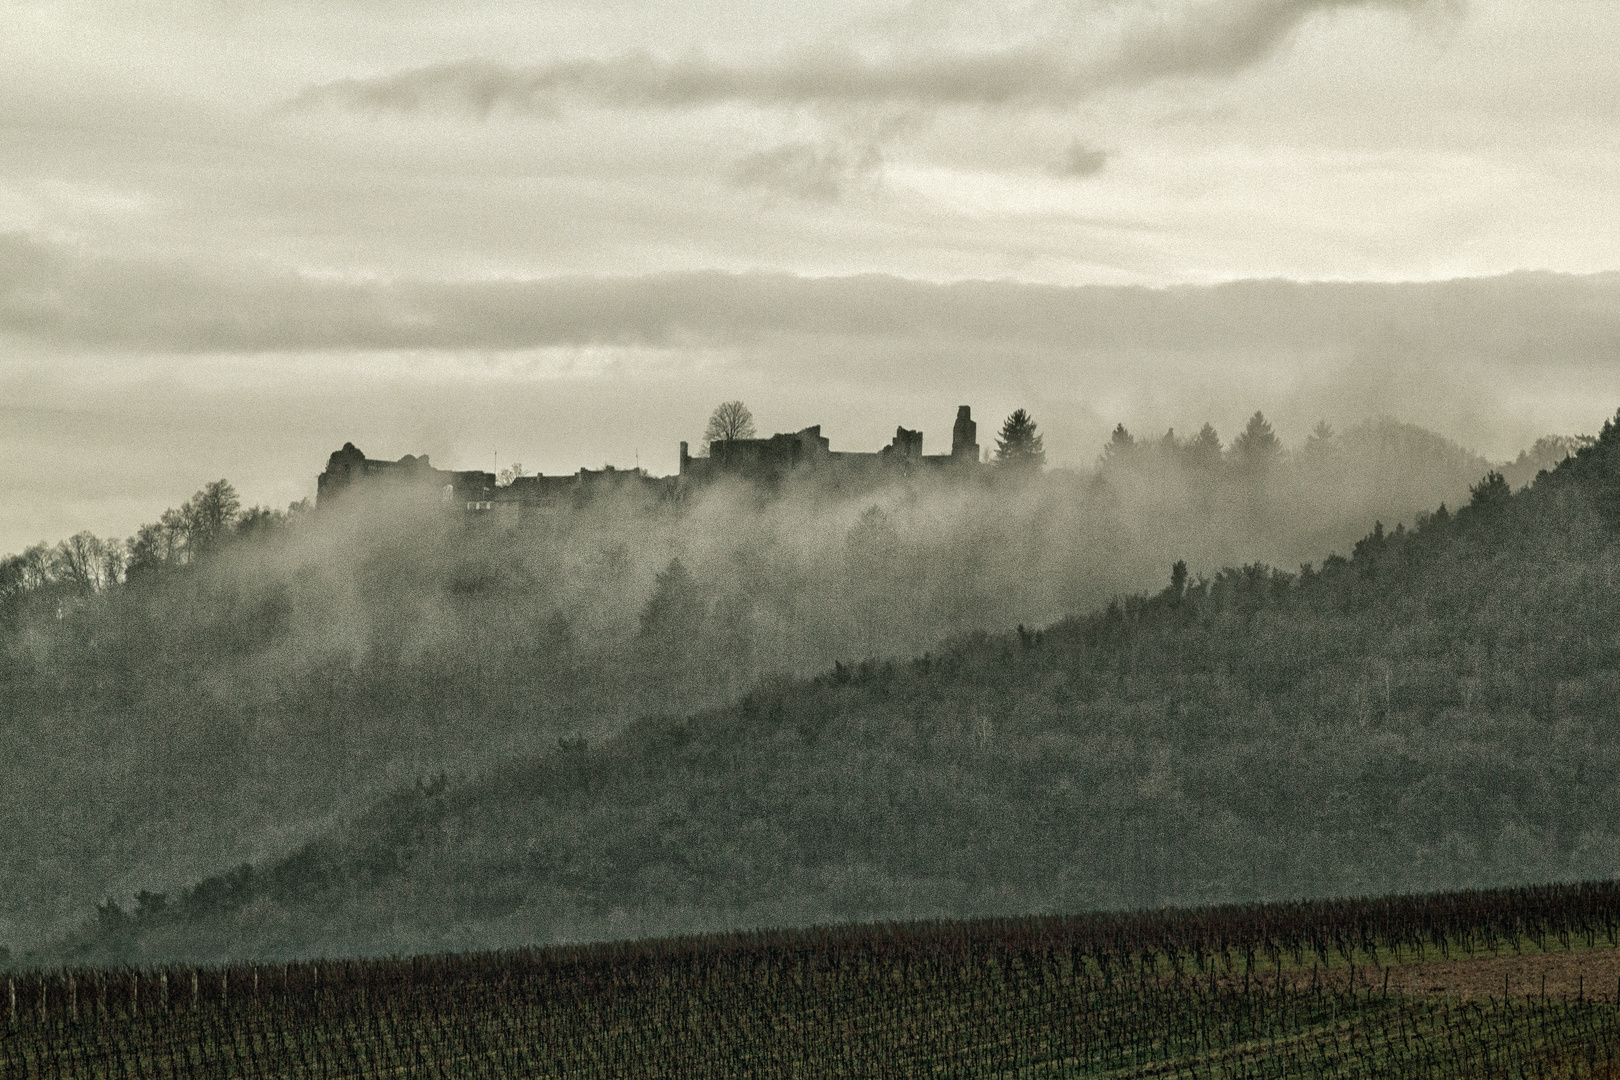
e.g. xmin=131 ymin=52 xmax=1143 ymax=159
xmin=8 ymin=882 xmax=1620 ymax=1078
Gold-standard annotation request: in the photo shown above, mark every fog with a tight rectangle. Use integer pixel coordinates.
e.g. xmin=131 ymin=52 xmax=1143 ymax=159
xmin=7 ymin=266 xmax=1620 ymax=559
xmin=4 ymin=0 xmax=1617 ymax=974
xmin=1 ymin=407 xmax=1574 ymax=960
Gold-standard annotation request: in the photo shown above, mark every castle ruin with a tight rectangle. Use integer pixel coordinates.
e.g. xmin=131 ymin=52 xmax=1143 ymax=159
xmin=680 ymin=405 xmax=981 ymax=484
xmin=317 ymin=406 xmax=983 ymax=511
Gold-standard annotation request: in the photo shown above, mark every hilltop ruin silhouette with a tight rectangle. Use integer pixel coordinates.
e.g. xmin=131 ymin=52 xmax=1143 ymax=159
xmin=317 ymin=406 xmax=985 ymax=511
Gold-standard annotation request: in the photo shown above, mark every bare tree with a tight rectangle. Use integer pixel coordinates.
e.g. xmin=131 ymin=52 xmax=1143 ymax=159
xmin=52 ymin=532 xmax=119 ymax=593
xmin=182 ymin=480 xmax=242 ymax=556
xmin=16 ymin=543 xmax=53 ymax=591
xmin=0 ymin=543 xmax=55 ymax=599
xmin=703 ymin=401 xmax=756 ymax=453
xmin=235 ymin=505 xmax=288 ymax=542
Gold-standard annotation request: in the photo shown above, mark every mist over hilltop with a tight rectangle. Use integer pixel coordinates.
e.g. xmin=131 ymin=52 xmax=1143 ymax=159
xmin=6 ymin=0 xmax=1619 ymax=974
xmin=0 ymin=408 xmax=1576 ymax=960
xmin=7 ymin=269 xmax=1620 ymax=557
xmin=32 ymin=406 xmax=1620 ymax=967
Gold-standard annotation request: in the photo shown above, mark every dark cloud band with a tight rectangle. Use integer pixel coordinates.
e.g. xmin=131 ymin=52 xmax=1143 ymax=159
xmin=3 ymin=233 xmax=1615 ymax=364
xmin=289 ymin=0 xmax=1438 ymax=116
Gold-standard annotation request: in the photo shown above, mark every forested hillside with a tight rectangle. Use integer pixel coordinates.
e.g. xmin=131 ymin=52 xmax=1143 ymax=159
xmin=0 ymin=411 xmax=1505 ymax=960
xmin=34 ymin=411 xmax=1620 ymax=967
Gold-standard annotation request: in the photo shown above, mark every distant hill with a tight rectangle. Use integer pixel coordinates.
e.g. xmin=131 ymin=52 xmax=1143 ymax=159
xmin=1 ymin=411 xmax=1535 ymax=960
xmin=44 ymin=410 xmax=1620 ymax=967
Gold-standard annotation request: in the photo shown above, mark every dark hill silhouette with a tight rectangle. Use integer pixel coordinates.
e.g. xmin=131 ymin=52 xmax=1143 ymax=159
xmin=41 ymin=410 xmax=1620 ymax=967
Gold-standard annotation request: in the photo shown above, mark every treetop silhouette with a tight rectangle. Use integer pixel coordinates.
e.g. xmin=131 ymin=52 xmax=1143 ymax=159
xmin=995 ymin=409 xmax=1046 ymax=470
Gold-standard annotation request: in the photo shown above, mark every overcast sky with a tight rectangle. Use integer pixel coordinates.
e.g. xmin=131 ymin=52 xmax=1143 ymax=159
xmin=3 ymin=0 xmax=1620 ymax=552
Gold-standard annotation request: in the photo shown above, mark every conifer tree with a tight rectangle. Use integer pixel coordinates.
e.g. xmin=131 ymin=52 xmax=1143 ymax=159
xmin=1100 ymin=423 xmax=1135 ymax=466
xmin=995 ymin=409 xmax=1046 ymax=471
xmin=1230 ymin=411 xmax=1282 ymax=471
xmin=639 ymin=558 xmax=705 ymax=642
xmin=1185 ymin=423 xmax=1223 ymax=469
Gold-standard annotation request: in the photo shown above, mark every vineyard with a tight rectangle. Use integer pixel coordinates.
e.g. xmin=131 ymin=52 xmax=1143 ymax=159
xmin=7 ymin=881 xmax=1620 ymax=1078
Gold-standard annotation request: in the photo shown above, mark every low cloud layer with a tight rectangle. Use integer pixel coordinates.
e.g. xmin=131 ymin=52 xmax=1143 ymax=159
xmin=291 ymin=0 xmax=1438 ymax=117
xmin=730 ymin=140 xmax=884 ymax=203
xmin=5 ymin=226 xmax=1618 ymax=558
xmin=4 ymin=233 xmax=1616 ymax=363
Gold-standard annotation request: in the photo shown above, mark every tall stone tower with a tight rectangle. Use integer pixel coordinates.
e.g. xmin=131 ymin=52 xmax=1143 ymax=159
xmin=951 ymin=406 xmax=979 ymax=462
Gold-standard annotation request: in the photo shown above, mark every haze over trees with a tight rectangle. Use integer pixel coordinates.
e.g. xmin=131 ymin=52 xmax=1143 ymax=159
xmin=1504 ymin=433 xmax=1597 ymax=489
xmin=0 ymin=408 xmax=1598 ymax=964
xmin=1230 ymin=411 xmax=1283 ymax=473
xmin=39 ymin=407 xmax=1620 ymax=966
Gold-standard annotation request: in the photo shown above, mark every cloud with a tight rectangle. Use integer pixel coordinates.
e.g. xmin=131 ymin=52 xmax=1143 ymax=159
xmin=287 ymin=49 xmax=1072 ymax=116
xmin=4 ymin=232 xmax=1618 ymax=366
xmin=1103 ymin=0 xmax=1413 ymax=85
xmin=730 ymin=140 xmax=884 ymax=203
xmin=5 ymin=229 xmax=1618 ymax=554
xmin=289 ymin=0 xmax=1442 ymax=117
xmin=1059 ymin=140 xmax=1110 ymax=177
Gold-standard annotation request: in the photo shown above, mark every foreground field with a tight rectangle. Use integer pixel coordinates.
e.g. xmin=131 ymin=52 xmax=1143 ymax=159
xmin=7 ymin=882 xmax=1620 ymax=1078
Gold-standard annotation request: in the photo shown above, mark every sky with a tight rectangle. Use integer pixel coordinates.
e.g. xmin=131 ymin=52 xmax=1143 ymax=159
xmin=3 ymin=0 xmax=1620 ymax=553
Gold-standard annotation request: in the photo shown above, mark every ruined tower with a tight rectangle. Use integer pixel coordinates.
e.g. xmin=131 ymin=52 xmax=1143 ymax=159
xmin=883 ymin=427 xmax=923 ymax=461
xmin=951 ymin=406 xmax=979 ymax=462
xmin=315 ymin=443 xmax=370 ymax=506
